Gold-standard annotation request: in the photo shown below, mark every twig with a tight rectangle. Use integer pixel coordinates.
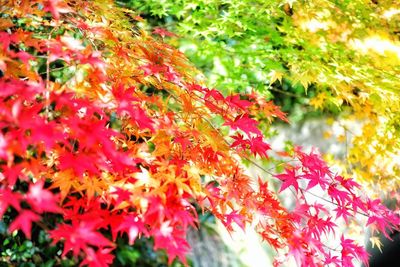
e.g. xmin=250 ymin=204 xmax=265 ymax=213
xmin=300 ymin=188 xmax=368 ymax=217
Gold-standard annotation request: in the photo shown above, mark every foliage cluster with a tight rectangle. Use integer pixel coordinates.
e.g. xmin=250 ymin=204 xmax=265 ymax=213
xmin=124 ymin=0 xmax=400 ymax=194
xmin=0 ymin=1 xmax=399 ymax=267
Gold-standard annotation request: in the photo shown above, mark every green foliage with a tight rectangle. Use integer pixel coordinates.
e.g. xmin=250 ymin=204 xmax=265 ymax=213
xmin=122 ymin=0 xmax=400 ymax=101
xmin=119 ymin=0 xmax=315 ymax=119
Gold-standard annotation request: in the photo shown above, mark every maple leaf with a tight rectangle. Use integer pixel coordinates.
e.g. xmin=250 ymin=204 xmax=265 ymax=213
xmin=50 ymin=220 xmax=114 ymax=257
xmin=140 ymin=63 xmax=167 ymax=76
xmin=225 ymin=94 xmax=252 ymax=111
xmin=249 ymin=136 xmax=271 ymax=158
xmin=110 ymin=187 xmax=131 ymax=209
xmin=174 ymin=136 xmax=192 ymax=150
xmin=262 ymin=101 xmax=288 ymax=122
xmin=340 ymin=236 xmax=369 ymax=266
xmin=276 ymin=167 xmax=299 ymax=192
xmin=0 ymin=188 xmax=21 ymax=218
xmin=24 ymin=119 xmax=66 ymax=151
xmin=297 ymin=150 xmax=330 ymax=176
xmin=26 ymin=180 xmax=61 ymax=214
xmin=224 ymin=210 xmax=246 ymax=230
xmin=204 ymin=89 xmax=225 ymax=102
xmin=115 ymin=215 xmax=146 ymax=245
xmin=0 ymin=32 xmax=11 ymax=50
xmin=130 ymin=107 xmax=154 ymax=131
xmin=186 ymin=82 xmax=207 ymax=93
xmin=2 ymin=165 xmax=23 ymax=187
xmin=369 ymin=236 xmax=383 ymax=253
xmin=153 ymin=226 xmax=190 ymax=266
xmin=302 ymin=170 xmax=326 ymax=190
xmin=335 ymin=176 xmax=360 ymax=192
xmin=366 ymin=213 xmax=392 ymax=239
xmin=80 ymin=247 xmax=115 ymax=267
xmin=327 ymin=184 xmax=351 ymax=205
xmin=334 ymin=205 xmax=353 ymax=223
xmin=307 ymin=215 xmax=337 ymax=237
xmin=112 ymin=84 xmax=139 ymax=106
xmin=111 ymin=84 xmax=154 ymax=130
xmin=164 ymin=66 xmax=181 ymax=83
xmin=43 ymin=0 xmax=73 ymax=20
xmin=59 ymin=152 xmax=100 ymax=177
xmin=50 ymin=170 xmax=79 ymax=201
xmin=230 ymin=133 xmax=250 ymax=152
xmin=9 ymin=50 xmax=34 ymax=65
xmin=223 ymin=114 xmax=261 ymax=135
xmin=152 ymin=27 xmax=178 ymax=38
xmin=9 ymin=210 xmax=40 ymax=239
xmin=323 ymin=251 xmax=340 ymax=266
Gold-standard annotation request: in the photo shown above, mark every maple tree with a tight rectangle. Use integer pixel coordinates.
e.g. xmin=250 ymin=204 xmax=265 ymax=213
xmin=126 ymin=0 xmax=400 ymax=198
xmin=0 ymin=1 xmax=399 ymax=267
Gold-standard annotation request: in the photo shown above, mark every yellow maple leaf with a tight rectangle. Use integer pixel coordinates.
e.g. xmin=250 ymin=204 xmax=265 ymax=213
xmin=370 ymin=236 xmax=383 ymax=253
xmin=310 ymin=92 xmax=327 ymax=109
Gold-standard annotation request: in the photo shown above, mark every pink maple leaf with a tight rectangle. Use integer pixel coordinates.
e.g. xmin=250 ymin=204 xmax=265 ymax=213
xmin=334 ymin=205 xmax=353 ymax=223
xmin=152 ymin=27 xmax=178 ymax=38
xmin=328 ymin=184 xmax=350 ymax=205
xmin=249 ymin=136 xmax=271 ymax=158
xmin=340 ymin=236 xmax=369 ymax=266
xmin=223 ymin=114 xmax=261 ymax=135
xmin=43 ymin=0 xmax=73 ymax=20
xmin=9 ymin=210 xmax=40 ymax=239
xmin=276 ymin=167 xmax=299 ymax=192
xmin=26 ymin=181 xmax=61 ymax=214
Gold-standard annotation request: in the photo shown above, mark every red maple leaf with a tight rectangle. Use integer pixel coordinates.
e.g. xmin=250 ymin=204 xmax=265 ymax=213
xmin=230 ymin=133 xmax=250 ymax=152
xmin=80 ymin=247 xmax=115 ymax=267
xmin=152 ymin=27 xmax=178 ymax=38
xmin=174 ymin=136 xmax=192 ymax=150
xmin=0 ymin=188 xmax=21 ymax=218
xmin=204 ymin=89 xmax=225 ymax=102
xmin=223 ymin=114 xmax=261 ymax=135
xmin=225 ymin=94 xmax=252 ymax=111
xmin=2 ymin=165 xmax=23 ymax=187
xmin=249 ymin=136 xmax=271 ymax=158
xmin=115 ymin=215 xmax=146 ymax=245
xmin=335 ymin=175 xmax=360 ymax=192
xmin=50 ymin=220 xmax=114 ymax=257
xmin=110 ymin=187 xmax=131 ymax=208
xmin=152 ymin=226 xmax=190 ymax=266
xmin=140 ymin=63 xmax=167 ymax=76
xmin=9 ymin=210 xmax=40 ymax=239
xmin=26 ymin=181 xmax=61 ymax=214
xmin=275 ymin=167 xmax=299 ymax=192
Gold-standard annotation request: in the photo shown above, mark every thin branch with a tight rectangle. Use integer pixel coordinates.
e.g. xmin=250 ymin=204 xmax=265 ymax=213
xmin=268 ymin=87 xmax=301 ymax=98
xmin=300 ymin=188 xmax=368 ymax=217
